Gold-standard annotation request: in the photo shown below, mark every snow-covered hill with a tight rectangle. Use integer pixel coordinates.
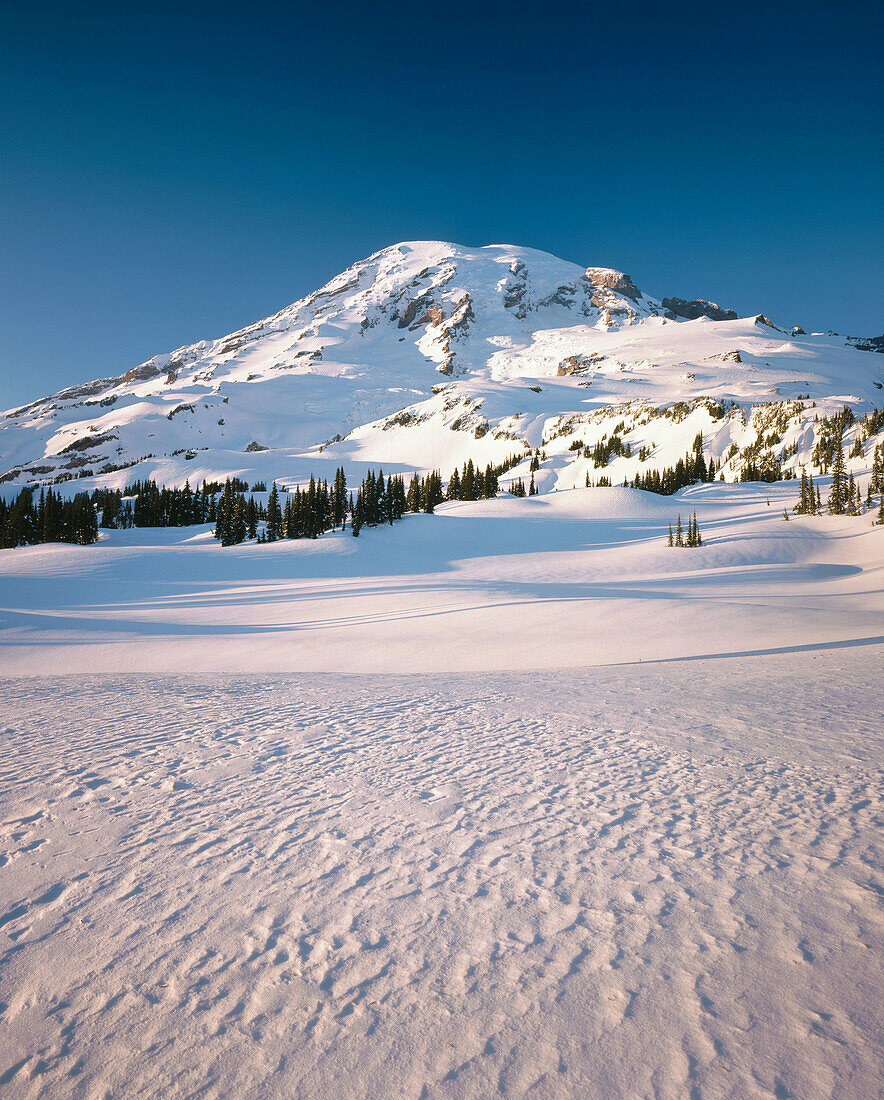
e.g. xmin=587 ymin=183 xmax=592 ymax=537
xmin=2 ymin=241 xmax=883 ymax=492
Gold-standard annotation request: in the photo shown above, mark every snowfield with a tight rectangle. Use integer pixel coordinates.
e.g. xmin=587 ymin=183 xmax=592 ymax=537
xmin=0 ymin=483 xmax=881 ymax=676
xmin=1 ymin=483 xmax=882 ymax=1098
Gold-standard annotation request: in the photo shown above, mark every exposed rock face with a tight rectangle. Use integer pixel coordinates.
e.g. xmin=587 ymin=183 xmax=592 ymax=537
xmin=849 ymin=334 xmax=884 ymax=353
xmin=502 ymin=260 xmax=529 ymax=319
xmin=556 ymin=353 xmax=605 ymax=376
xmin=662 ymin=297 xmax=738 ymax=322
xmin=118 ymin=362 xmax=165 ymax=387
xmin=792 ymin=325 xmax=806 ymax=335
xmin=585 ymin=269 xmax=642 ymax=302
xmin=56 ymin=432 xmax=118 ymax=455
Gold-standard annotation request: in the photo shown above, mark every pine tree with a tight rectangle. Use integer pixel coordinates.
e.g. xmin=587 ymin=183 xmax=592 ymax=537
xmin=828 ymin=434 xmax=847 ymax=514
xmin=668 ymin=523 xmax=673 ymax=547
xmin=675 ymin=515 xmax=684 ymax=547
xmin=231 ymin=495 xmax=247 ymax=544
xmin=266 ymin=484 xmax=283 ymax=541
xmin=796 ymin=467 xmax=809 ymax=514
xmin=847 ymin=472 xmax=858 ymax=515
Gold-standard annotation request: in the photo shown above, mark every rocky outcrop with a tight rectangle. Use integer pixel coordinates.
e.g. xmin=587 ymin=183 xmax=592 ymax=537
xmin=848 ymin=334 xmax=884 ymax=353
xmin=662 ymin=297 xmax=738 ymax=322
xmin=116 ymin=361 xmax=165 ymax=387
xmin=585 ymin=269 xmax=642 ymax=302
xmin=501 ymin=261 xmax=528 ymax=319
xmin=557 ymin=353 xmax=605 ymax=376
xmin=58 ymin=431 xmax=118 ymax=455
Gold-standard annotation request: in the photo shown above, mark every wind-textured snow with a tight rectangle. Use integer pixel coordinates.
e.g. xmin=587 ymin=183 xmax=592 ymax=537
xmin=1 ymin=480 xmax=883 ymax=1096
xmin=1 ymin=656 xmax=881 ymax=1099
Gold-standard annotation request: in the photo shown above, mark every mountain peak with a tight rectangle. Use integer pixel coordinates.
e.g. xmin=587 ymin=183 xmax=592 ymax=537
xmin=2 ymin=241 xmax=881 ymax=489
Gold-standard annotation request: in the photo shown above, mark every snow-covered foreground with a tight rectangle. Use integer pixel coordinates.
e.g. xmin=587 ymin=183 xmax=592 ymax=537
xmin=0 ymin=482 xmax=882 ymax=1097
xmin=0 ymin=656 xmax=882 ymax=1099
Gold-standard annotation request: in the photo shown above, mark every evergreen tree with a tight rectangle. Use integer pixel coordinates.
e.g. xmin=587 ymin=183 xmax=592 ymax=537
xmin=828 ymin=434 xmax=847 ymax=514
xmin=847 ymin=472 xmax=859 ymax=515
xmin=796 ymin=468 xmax=809 ymax=514
xmin=266 ymin=484 xmax=283 ymax=541
xmin=351 ymin=489 xmax=363 ymax=537
xmin=231 ymin=495 xmax=247 ymax=544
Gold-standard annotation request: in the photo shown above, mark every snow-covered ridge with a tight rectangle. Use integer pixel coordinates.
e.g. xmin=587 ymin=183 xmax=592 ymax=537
xmin=1 ymin=241 xmax=882 ymax=490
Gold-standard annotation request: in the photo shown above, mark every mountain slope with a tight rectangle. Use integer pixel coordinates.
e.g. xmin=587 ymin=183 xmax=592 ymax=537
xmin=2 ymin=241 xmax=882 ymax=490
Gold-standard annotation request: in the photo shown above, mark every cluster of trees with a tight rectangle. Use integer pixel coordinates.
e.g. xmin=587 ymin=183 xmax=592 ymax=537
xmin=825 ymin=441 xmax=868 ymax=516
xmin=95 ymin=479 xmax=223 ymax=529
xmin=405 ymin=471 xmax=445 ymax=513
xmin=218 ymin=471 xmax=352 ymax=545
xmin=738 ymin=457 xmax=790 ymax=483
xmin=811 ymin=408 xmax=856 ymax=472
xmin=588 ymin=433 xmax=631 ymax=467
xmin=793 ymin=469 xmax=823 ymax=515
xmin=213 ymin=483 xmax=266 ymax=545
xmin=443 ymin=459 xmax=502 ymax=502
xmin=508 ymin=474 xmax=540 ymax=497
xmin=668 ymin=513 xmax=702 ymax=548
xmin=0 ymin=487 xmax=98 ymax=548
xmin=624 ymin=436 xmax=716 ymax=495
xmin=351 ymin=470 xmax=407 ymax=535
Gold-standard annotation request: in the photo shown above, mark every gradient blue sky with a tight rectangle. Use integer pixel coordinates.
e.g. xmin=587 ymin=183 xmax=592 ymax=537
xmin=2 ymin=0 xmax=882 ymax=408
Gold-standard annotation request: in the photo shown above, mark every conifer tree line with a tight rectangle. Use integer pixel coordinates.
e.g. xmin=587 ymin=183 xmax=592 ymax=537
xmin=222 ymin=471 xmax=352 ymax=545
xmin=792 ymin=432 xmax=871 ymax=518
xmin=667 ymin=512 xmax=703 ymax=548
xmin=1 ymin=456 xmax=521 ymax=552
xmin=0 ymin=487 xmax=98 ymax=548
xmin=625 ymin=435 xmax=716 ymax=495
xmin=95 ymin=479 xmax=222 ymax=529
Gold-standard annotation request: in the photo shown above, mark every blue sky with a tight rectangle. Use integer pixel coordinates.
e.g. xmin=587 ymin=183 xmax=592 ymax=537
xmin=1 ymin=0 xmax=881 ymax=408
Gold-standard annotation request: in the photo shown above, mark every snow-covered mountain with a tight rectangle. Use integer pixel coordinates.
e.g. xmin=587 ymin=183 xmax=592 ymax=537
xmin=2 ymin=241 xmax=882 ymax=491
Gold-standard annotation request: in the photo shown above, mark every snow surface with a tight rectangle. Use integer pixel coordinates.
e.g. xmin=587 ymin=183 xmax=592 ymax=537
xmin=0 ymin=483 xmax=880 ymax=676
xmin=1 ymin=482 xmax=882 ymax=1097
